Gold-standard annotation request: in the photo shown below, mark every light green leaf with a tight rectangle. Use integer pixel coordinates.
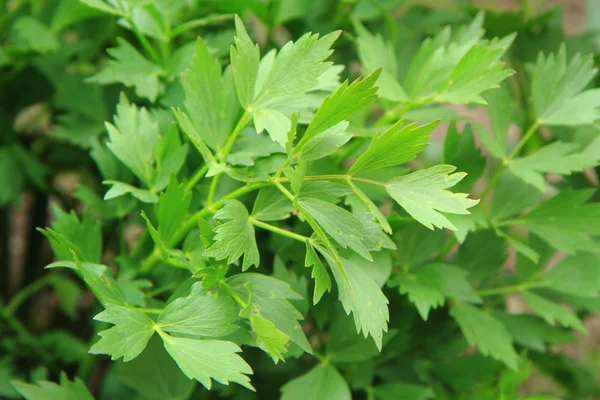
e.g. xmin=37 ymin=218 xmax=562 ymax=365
xmin=347 ymin=180 xmax=391 ymax=234
xmin=296 ymin=121 xmax=351 ymax=161
xmin=250 ymin=315 xmax=290 ymax=362
xmin=12 ymin=17 xmax=58 ymax=53
xmin=104 ymin=94 xmax=160 ymax=187
xmin=204 ymin=200 xmax=259 ymax=270
xmin=298 ymin=197 xmax=371 ymax=260
xmin=476 ymin=83 xmax=515 ymax=159
xmin=349 ymin=120 xmax=439 ymax=175
xmin=386 ymin=165 xmax=479 ymax=231
xmin=228 ymin=128 xmax=285 ymax=166
xmin=11 ymin=373 xmax=94 ymax=400
xmin=532 ymin=46 xmax=600 ymax=126
xmin=157 ymin=177 xmax=191 ymax=244
xmin=517 ymin=190 xmax=600 ymax=253
xmin=450 ymin=303 xmax=519 ymax=370
xmin=158 ymin=282 xmax=239 ymax=337
xmin=495 ymin=313 xmax=575 ymax=352
xmin=253 ymin=107 xmax=292 ymax=148
xmin=227 ymin=273 xmax=311 ymax=353
xmin=281 ymin=364 xmax=351 ymax=400
xmin=491 ymin=171 xmax=543 ymax=222
xmin=162 ymin=336 xmax=254 ymax=391
xmin=442 ymin=123 xmax=485 ymax=191
xmin=251 ymin=186 xmax=294 ymax=221
xmin=182 ymin=38 xmax=238 ymax=150
xmin=88 ymin=39 xmax=163 ymax=101
xmin=322 ymin=253 xmax=389 ymax=350
xmin=509 ymin=140 xmax=600 ymax=191
xmin=304 ymin=243 xmax=332 ymax=304
xmin=545 ymin=253 xmax=600 ymax=298
xmin=522 ymin=291 xmax=586 ymax=332
xmin=103 ymin=180 xmax=159 ymax=203
xmin=231 ymin=15 xmax=260 ymax=110
xmin=394 ymin=263 xmax=481 ymax=320
xmin=295 ymin=70 xmax=381 ymax=155
xmin=89 ymin=304 xmax=155 ymax=362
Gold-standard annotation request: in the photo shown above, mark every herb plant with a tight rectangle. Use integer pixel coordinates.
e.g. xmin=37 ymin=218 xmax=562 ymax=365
xmin=2 ymin=1 xmax=600 ymax=399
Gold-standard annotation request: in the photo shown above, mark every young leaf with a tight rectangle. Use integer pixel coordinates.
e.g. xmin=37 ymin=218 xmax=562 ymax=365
xmin=508 ymin=140 xmax=600 ymax=191
xmin=230 ymin=15 xmax=260 ymax=109
xmin=250 ymin=315 xmax=290 ymax=362
xmin=227 ymin=273 xmax=311 ymax=353
xmin=204 ymin=200 xmax=260 ymax=270
xmin=532 ymin=46 xmax=600 ymax=126
xmin=181 ymin=38 xmax=238 ymax=150
xmin=522 ymin=291 xmax=586 ymax=332
xmin=162 ymin=336 xmax=254 ymax=391
xmin=516 ymin=190 xmax=600 ymax=253
xmin=87 ymin=38 xmax=163 ymax=101
xmin=393 ymin=263 xmax=481 ymax=320
xmin=294 ymin=121 xmax=351 ymax=161
xmin=89 ymin=304 xmax=155 ymax=362
xmin=298 ymin=197 xmax=371 ymax=260
xmin=11 ymin=373 xmax=94 ymax=400
xmin=386 ymin=165 xmax=479 ymax=230
xmin=157 ymin=282 xmax=239 ymax=337
xmin=281 ymin=363 xmax=351 ymax=400
xmin=450 ymin=303 xmax=519 ymax=370
xmin=304 ymin=243 xmax=332 ymax=304
xmin=348 ymin=120 xmax=439 ymax=175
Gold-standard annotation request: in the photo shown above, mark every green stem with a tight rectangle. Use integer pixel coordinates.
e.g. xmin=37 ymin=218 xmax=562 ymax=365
xmin=184 ymin=165 xmax=209 ymax=192
xmin=2 ymin=276 xmax=53 ymax=317
xmin=219 ymin=112 xmax=251 ymax=162
xmin=220 ymin=281 xmax=248 ymax=309
xmin=476 ymin=280 xmax=550 ymax=297
xmin=123 ymin=14 xmax=161 ymax=64
xmin=507 ymin=120 xmax=541 ymax=160
xmin=170 ymin=14 xmax=235 ymax=39
xmin=436 ymin=236 xmax=458 ymax=262
xmin=250 ymin=218 xmax=310 ymax=243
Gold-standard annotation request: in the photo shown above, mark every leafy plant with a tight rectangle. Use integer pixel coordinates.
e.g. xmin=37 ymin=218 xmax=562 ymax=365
xmin=2 ymin=1 xmax=600 ymax=399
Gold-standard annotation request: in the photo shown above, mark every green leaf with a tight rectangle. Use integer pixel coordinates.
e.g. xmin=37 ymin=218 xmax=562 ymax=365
xmin=349 ymin=120 xmax=439 ymax=175
xmin=517 ymin=190 xmax=600 ymax=253
xmin=347 ymin=180 xmax=391 ymax=234
xmin=495 ymin=313 xmax=574 ymax=352
xmin=50 ymin=274 xmax=82 ymax=319
xmin=475 ymin=83 xmax=515 ymax=159
xmin=322 ymin=254 xmax=389 ymax=350
xmin=11 ymin=373 xmax=93 ymax=400
xmin=181 ymin=38 xmax=238 ymax=150
xmin=103 ymin=180 xmax=159 ymax=203
xmin=162 ymin=336 xmax=254 ymax=390
xmin=228 ymin=128 xmax=286 ymax=166
xmin=490 ymin=171 xmax=543 ymax=222
xmin=544 ymin=253 xmax=600 ymax=298
xmin=227 ymin=273 xmax=311 ymax=353
xmin=532 ymin=46 xmax=600 ymax=126
xmin=443 ymin=123 xmax=485 ymax=191
xmin=158 ymin=282 xmax=239 ymax=337
xmin=450 ymin=303 xmax=519 ymax=370
xmin=508 ymin=140 xmax=600 ymax=191
xmin=116 ymin=270 xmax=151 ymax=307
xmin=40 ymin=205 xmax=102 ymax=263
xmin=386 ymin=165 xmax=479 ymax=230
xmin=157 ymin=177 xmax=191 ymax=244
xmin=281 ymin=364 xmax=351 ymax=400
xmin=298 ymin=197 xmax=371 ymax=260
xmin=522 ymin=291 xmax=586 ymax=332
xmin=104 ymin=94 xmax=160 ymax=188
xmin=304 ymin=243 xmax=332 ymax=304
xmin=374 ymin=382 xmax=434 ymax=400
xmin=89 ymin=304 xmax=155 ymax=362
xmin=294 ymin=121 xmax=352 ymax=161
xmin=11 ymin=17 xmax=58 ymax=53
xmin=393 ymin=263 xmax=481 ymax=320
xmin=295 ymin=70 xmax=381 ymax=156
xmin=204 ymin=200 xmax=260 ymax=270
xmin=250 ymin=315 xmax=290 ymax=362
xmin=88 ymin=38 xmax=163 ymax=101
xmin=354 ymin=20 xmax=407 ymax=101
xmin=231 ymin=15 xmax=260 ymax=110
xmin=251 ymin=186 xmax=294 ymax=221
xmin=115 ymin=337 xmax=196 ymax=400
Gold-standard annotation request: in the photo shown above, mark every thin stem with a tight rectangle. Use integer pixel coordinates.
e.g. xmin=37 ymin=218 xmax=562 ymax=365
xmin=507 ymin=120 xmax=541 ymax=160
xmin=476 ymin=280 xmax=550 ymax=297
xmin=207 ymin=174 xmax=221 ymax=206
xmin=170 ymin=14 xmax=234 ymax=39
xmin=219 ymin=112 xmax=251 ymax=162
xmin=2 ymin=275 xmax=52 ymax=317
xmin=275 ymin=174 xmax=387 ymax=187
xmin=185 ymin=165 xmax=209 ymax=192
xmin=124 ymin=16 xmax=161 ymax=64
xmin=250 ymin=218 xmax=310 ymax=243
xmin=220 ymin=281 xmax=248 ymax=309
